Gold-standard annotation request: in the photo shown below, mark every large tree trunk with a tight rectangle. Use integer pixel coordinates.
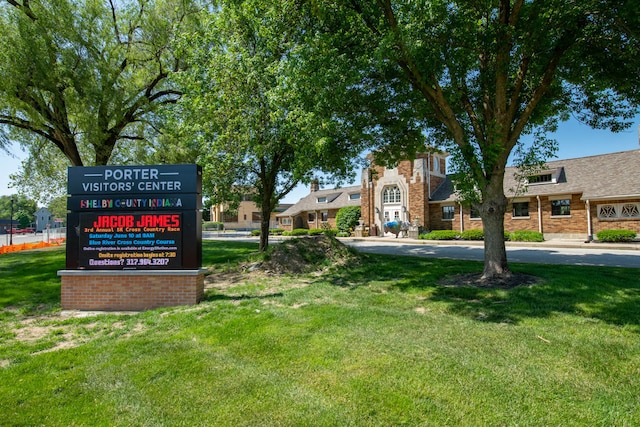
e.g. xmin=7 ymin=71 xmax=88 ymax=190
xmin=481 ymin=176 xmax=511 ymax=280
xmin=259 ymin=193 xmax=275 ymax=253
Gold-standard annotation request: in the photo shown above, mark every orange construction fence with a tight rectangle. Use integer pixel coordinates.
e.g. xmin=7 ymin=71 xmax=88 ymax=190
xmin=0 ymin=239 xmax=65 ymax=254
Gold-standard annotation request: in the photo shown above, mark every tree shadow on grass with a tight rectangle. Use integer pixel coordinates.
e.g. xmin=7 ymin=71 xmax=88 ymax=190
xmin=427 ymin=264 xmax=640 ymax=330
xmin=323 ymin=252 xmax=640 ymax=331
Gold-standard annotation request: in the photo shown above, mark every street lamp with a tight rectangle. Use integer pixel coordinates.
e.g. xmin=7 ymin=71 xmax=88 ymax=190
xmin=9 ymin=196 xmax=14 ymax=246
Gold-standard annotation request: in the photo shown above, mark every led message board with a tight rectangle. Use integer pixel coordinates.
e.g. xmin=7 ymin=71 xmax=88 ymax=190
xmin=66 ymin=165 xmax=201 ymax=270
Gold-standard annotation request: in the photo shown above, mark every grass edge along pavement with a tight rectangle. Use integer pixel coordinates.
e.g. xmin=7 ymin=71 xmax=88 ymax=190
xmin=0 ymin=240 xmax=639 ymax=426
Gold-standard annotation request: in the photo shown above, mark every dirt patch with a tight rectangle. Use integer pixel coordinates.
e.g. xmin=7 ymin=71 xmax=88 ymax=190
xmin=439 ymin=272 xmax=542 ymax=289
xmin=259 ymin=235 xmax=360 ymax=274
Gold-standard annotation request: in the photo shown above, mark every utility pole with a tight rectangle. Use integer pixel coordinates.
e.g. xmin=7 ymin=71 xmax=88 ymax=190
xmin=9 ymin=196 xmax=14 ymax=246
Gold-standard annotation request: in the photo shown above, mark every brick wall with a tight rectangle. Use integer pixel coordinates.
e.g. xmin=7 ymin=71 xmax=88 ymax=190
xmin=59 ymin=270 xmax=205 ymax=311
xmin=591 ymin=199 xmax=640 ymax=235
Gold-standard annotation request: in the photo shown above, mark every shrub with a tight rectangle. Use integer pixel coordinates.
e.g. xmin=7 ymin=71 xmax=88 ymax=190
xmin=336 ymin=206 xmax=361 ymax=232
xmin=323 ymin=228 xmax=338 ymax=238
xmin=308 ymin=228 xmax=324 ymax=236
xmin=596 ymin=229 xmax=637 ymax=242
xmin=418 ymin=230 xmax=460 ymax=240
xmin=461 ymin=229 xmax=484 ymax=240
xmin=250 ymin=229 xmax=261 ymax=236
xmin=510 ymin=230 xmax=544 ymax=242
xmin=290 ymin=228 xmax=309 ymax=236
xmin=269 ymin=228 xmax=285 ymax=235
xmin=336 ymin=231 xmax=350 ymax=237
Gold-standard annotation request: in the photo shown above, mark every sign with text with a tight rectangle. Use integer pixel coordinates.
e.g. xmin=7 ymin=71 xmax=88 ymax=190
xmin=66 ymin=164 xmax=202 ymax=270
xmin=68 ymin=164 xmax=200 ymax=195
xmin=78 ymin=213 xmax=183 ymax=269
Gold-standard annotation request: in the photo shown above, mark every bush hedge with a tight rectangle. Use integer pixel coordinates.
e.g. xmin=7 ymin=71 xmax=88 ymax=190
xmin=460 ymin=229 xmax=484 ymax=240
xmin=596 ymin=229 xmax=637 ymax=242
xmin=308 ymin=228 xmax=324 ymax=236
xmin=509 ymin=230 xmax=544 ymax=242
xmin=285 ymin=228 xmax=309 ymax=236
xmin=418 ymin=230 xmax=460 ymax=240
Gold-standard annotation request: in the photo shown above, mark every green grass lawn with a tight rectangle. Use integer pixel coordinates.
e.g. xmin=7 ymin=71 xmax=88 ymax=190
xmin=0 ymin=240 xmax=639 ymax=426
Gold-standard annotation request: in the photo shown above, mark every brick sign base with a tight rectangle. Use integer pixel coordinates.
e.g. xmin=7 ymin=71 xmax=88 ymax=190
xmin=58 ymin=270 xmax=205 ymax=311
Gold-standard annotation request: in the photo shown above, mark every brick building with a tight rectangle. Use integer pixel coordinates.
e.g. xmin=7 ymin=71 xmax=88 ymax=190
xmin=276 ymin=181 xmax=361 ymax=231
xmin=282 ymin=149 xmax=640 ymax=240
xmin=364 ymin=149 xmax=640 ymax=240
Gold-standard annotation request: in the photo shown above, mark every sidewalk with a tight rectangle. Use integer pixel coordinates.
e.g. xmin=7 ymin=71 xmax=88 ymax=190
xmin=348 ymin=236 xmax=640 ymax=251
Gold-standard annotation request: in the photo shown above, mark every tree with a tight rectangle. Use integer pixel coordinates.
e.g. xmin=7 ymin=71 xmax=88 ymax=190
xmin=336 ymin=206 xmax=361 ymax=233
xmin=309 ymin=0 xmax=640 ymax=281
xmin=0 ymin=194 xmax=37 ymax=226
xmin=176 ymin=0 xmax=368 ymax=251
xmin=0 ymin=0 xmax=200 ymax=167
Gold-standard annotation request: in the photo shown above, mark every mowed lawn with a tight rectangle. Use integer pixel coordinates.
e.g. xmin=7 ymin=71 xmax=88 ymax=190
xmin=0 ymin=240 xmax=639 ymax=426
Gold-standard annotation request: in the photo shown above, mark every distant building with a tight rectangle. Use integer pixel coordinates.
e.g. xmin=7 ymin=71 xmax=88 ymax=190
xmin=34 ymin=207 xmax=63 ymax=232
xmin=276 ymin=183 xmax=362 ymax=231
xmin=363 ymin=149 xmax=640 ymax=240
xmin=281 ymin=149 xmax=640 ymax=240
xmin=210 ymin=192 xmax=292 ymax=230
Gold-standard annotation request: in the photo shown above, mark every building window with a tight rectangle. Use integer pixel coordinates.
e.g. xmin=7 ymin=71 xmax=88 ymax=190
xmin=621 ymin=203 xmax=640 ymax=218
xmin=316 ymin=197 xmax=327 ymax=203
xmin=442 ymin=205 xmax=455 ymax=220
xmin=308 ymin=213 xmax=315 ymax=222
xmin=349 ymin=193 xmax=361 ymax=200
xmin=383 ymin=186 xmax=401 ymax=204
xmin=280 ymin=217 xmax=292 ymax=225
xmin=321 ymin=211 xmax=328 ymax=222
xmin=512 ymin=202 xmax=529 ymax=218
xmin=598 ymin=203 xmax=640 ymax=219
xmin=551 ymin=199 xmax=571 ymax=216
xmin=470 ymin=205 xmax=481 ymax=219
xmin=252 ymin=212 xmax=261 ymax=222
xmin=528 ymin=174 xmax=553 ymax=184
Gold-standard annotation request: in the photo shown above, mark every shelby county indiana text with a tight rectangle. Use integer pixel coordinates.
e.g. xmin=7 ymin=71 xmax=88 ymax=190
xmin=79 ymin=197 xmax=183 ymax=209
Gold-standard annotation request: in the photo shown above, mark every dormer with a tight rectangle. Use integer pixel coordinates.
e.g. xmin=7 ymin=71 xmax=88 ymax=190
xmin=526 ymin=167 xmax=563 ymax=185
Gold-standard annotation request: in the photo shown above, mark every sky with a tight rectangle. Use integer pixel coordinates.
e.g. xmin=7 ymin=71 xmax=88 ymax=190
xmin=1 ymin=117 xmax=639 ymax=204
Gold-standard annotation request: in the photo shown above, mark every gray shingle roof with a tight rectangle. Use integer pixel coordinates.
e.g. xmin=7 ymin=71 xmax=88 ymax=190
xmin=277 ymin=185 xmax=361 ymax=217
xmin=430 ymin=149 xmax=640 ymax=202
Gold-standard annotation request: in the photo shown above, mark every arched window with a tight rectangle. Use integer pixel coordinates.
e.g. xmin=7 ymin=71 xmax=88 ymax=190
xmin=383 ymin=186 xmax=401 ymax=204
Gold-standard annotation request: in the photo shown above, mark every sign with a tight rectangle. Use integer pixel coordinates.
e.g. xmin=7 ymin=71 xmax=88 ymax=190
xmin=67 ymin=164 xmax=200 ymax=195
xmin=66 ymin=164 xmax=202 ymax=270
xmin=78 ymin=213 xmax=183 ymax=269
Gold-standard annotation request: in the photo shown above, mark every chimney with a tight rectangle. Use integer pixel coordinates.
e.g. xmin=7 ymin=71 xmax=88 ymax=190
xmin=310 ymin=179 xmax=320 ymax=193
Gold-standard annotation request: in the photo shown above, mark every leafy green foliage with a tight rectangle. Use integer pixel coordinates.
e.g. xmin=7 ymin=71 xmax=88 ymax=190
xmin=335 ymin=206 xmax=361 ymax=233
xmin=284 ymin=228 xmax=309 ymax=237
xmin=510 ymin=230 xmax=545 ymax=242
xmin=461 ymin=229 xmax=484 ymax=241
xmin=308 ymin=0 xmax=640 ymax=278
xmin=174 ymin=0 xmax=367 ymax=251
xmin=596 ymin=229 xmax=637 ymax=242
xmin=0 ymin=0 xmax=198 ymax=167
xmin=308 ymin=228 xmax=324 ymax=236
xmin=419 ymin=230 xmax=461 ymax=240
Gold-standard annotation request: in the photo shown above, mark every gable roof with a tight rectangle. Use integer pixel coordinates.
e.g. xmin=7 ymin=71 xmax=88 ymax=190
xmin=277 ymin=185 xmax=361 ymax=217
xmin=431 ymin=149 xmax=640 ymax=203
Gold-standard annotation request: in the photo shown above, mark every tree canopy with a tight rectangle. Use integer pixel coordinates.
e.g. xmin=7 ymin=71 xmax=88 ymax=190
xmin=308 ymin=0 xmax=640 ymax=280
xmin=175 ymin=0 xmax=370 ymax=250
xmin=0 ymin=0 xmax=201 ymax=167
